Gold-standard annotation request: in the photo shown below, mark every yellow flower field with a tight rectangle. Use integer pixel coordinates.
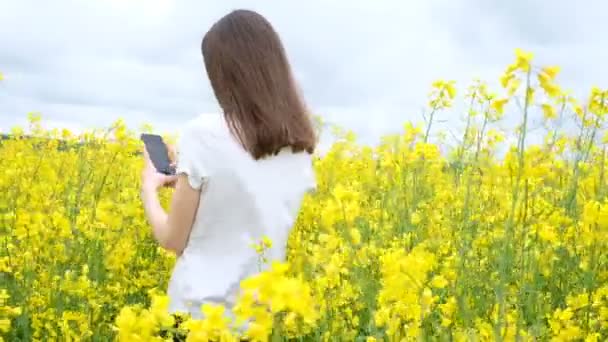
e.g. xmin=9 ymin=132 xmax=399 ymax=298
xmin=1 ymin=50 xmax=608 ymax=341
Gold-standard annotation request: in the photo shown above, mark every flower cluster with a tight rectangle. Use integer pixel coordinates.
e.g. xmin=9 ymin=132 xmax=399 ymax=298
xmin=1 ymin=49 xmax=608 ymax=340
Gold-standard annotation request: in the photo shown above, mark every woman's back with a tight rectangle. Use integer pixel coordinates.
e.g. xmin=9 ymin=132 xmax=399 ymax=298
xmin=167 ymin=113 xmax=316 ymax=316
xmin=138 ymin=8 xmax=318 ymax=318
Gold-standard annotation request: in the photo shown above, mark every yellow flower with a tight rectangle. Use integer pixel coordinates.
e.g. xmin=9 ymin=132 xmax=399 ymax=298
xmin=538 ymin=224 xmax=559 ymax=244
xmin=439 ymin=297 xmax=457 ymax=327
xmin=542 ymin=103 xmax=557 ymax=120
xmin=526 ymin=86 xmax=535 ymax=105
xmin=588 ymin=86 xmax=608 ymax=116
xmin=541 ymin=65 xmax=561 ymax=80
xmin=500 ymin=71 xmax=515 ymax=89
xmin=491 ymin=98 xmax=509 ymax=114
xmin=0 ymin=318 xmax=11 ymax=333
xmin=538 ymin=71 xmax=563 ymax=98
xmin=262 ymin=236 xmax=273 ymax=248
xmin=445 ymin=82 xmax=457 ymax=99
xmin=514 ymin=48 xmax=534 ymax=72
xmin=429 ymin=80 xmax=457 ymax=109
xmin=411 ymin=211 xmax=422 ymax=225
xmin=430 ymin=275 xmax=449 ymax=289
xmin=508 ymin=78 xmax=522 ymax=96
xmin=6 ymin=51 xmax=608 ymax=341
xmin=350 ymin=228 xmax=362 ymax=245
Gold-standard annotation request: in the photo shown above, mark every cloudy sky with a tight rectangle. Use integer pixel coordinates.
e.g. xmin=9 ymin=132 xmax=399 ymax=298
xmin=1 ymin=0 xmax=607 ymax=149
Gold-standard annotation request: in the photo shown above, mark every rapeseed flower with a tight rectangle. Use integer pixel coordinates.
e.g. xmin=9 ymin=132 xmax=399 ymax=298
xmin=2 ymin=49 xmax=608 ymax=340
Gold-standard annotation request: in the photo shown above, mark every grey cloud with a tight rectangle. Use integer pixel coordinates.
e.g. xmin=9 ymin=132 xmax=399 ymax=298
xmin=1 ymin=0 xmax=435 ymax=129
xmin=431 ymin=0 xmax=607 ymax=48
xmin=1 ymin=0 xmax=607 ymax=147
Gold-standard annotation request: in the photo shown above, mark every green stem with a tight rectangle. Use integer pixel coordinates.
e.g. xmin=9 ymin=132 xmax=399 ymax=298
xmin=496 ymin=69 xmax=531 ymax=341
xmin=424 ymin=108 xmax=437 ymax=143
xmin=459 ymin=94 xmax=477 ymax=162
xmin=598 ymin=146 xmax=606 ymax=200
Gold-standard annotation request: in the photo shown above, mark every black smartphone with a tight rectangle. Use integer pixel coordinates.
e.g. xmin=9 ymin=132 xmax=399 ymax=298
xmin=140 ymin=133 xmax=176 ymax=175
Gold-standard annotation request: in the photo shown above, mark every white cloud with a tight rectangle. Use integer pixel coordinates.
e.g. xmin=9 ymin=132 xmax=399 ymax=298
xmin=0 ymin=0 xmax=606 ymax=150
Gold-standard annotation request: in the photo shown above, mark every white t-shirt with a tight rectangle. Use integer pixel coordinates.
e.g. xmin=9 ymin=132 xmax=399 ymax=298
xmin=166 ymin=114 xmax=316 ymax=318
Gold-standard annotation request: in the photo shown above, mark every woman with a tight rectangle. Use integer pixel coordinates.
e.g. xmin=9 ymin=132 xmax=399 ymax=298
xmin=140 ymin=9 xmax=317 ymax=319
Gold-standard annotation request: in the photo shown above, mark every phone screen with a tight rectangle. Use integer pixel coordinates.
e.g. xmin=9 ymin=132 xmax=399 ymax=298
xmin=141 ymin=134 xmax=176 ymax=175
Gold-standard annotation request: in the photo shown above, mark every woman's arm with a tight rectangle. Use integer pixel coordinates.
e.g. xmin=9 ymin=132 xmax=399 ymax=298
xmin=141 ymin=148 xmax=201 ymax=255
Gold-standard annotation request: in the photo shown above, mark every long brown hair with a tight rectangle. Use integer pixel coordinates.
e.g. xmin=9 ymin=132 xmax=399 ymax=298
xmin=201 ymin=9 xmax=316 ymax=160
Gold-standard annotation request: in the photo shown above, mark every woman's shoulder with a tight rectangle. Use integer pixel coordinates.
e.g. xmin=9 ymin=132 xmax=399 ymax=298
xmin=178 ymin=113 xmax=231 ymax=147
xmin=182 ymin=113 xmax=227 ymax=136
xmin=176 ymin=114 xmax=229 ymax=176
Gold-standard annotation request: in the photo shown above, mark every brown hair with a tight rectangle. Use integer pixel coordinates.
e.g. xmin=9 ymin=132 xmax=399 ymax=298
xmin=201 ymin=9 xmax=316 ymax=160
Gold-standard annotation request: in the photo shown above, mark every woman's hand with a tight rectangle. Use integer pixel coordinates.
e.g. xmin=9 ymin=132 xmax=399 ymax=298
xmin=142 ymin=147 xmax=178 ymax=192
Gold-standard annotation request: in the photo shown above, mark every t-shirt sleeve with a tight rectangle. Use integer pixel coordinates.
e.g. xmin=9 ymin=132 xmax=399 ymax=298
xmin=175 ymin=124 xmax=210 ymax=190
